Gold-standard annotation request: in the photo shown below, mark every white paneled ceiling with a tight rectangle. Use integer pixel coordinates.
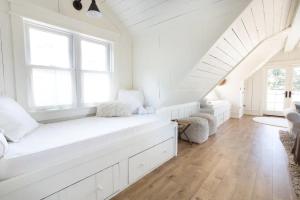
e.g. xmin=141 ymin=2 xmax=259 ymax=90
xmin=176 ymin=0 xmax=297 ymax=98
xmin=105 ymin=0 xmax=251 ymax=33
xmin=285 ymin=2 xmax=300 ymax=51
xmin=106 ymin=0 xmax=297 ymax=106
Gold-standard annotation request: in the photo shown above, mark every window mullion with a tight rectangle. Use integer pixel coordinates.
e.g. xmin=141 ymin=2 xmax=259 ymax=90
xmin=73 ymin=34 xmax=82 ymax=108
xmin=30 ymin=65 xmax=73 ymax=71
xmin=81 ymin=69 xmax=110 ymax=74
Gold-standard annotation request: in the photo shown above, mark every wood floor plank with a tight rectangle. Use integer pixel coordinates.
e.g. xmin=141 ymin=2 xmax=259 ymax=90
xmin=112 ymin=116 xmax=296 ymax=200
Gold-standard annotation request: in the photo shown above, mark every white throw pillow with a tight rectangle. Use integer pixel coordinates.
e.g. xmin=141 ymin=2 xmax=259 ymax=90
xmin=96 ymin=101 xmax=131 ymax=117
xmin=118 ymin=90 xmax=144 ymax=114
xmin=0 ymin=129 xmax=8 ymax=158
xmin=0 ymin=97 xmax=39 ymax=142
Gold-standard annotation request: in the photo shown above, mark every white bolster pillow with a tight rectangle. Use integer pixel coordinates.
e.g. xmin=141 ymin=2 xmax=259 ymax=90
xmin=0 ymin=129 xmax=8 ymax=158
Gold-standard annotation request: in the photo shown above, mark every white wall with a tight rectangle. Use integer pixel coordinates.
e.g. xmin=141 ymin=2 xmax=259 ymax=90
xmin=215 ymin=31 xmax=289 ymax=118
xmin=132 ymin=0 xmax=251 ymax=108
xmin=0 ymin=2 xmax=15 ymax=98
xmin=0 ymin=0 xmax=132 ymax=120
xmin=268 ymin=47 xmax=300 ymax=65
xmin=243 ymin=68 xmax=263 ymax=115
xmin=243 ymin=46 xmax=300 ymax=116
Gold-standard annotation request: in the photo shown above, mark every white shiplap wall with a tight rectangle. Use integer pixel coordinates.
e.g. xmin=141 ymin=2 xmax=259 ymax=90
xmin=156 ymin=101 xmax=200 ymax=121
xmin=0 ymin=0 xmax=133 ymax=121
xmin=0 ymin=27 xmax=4 ymax=95
xmin=0 ymin=10 xmax=15 ymax=99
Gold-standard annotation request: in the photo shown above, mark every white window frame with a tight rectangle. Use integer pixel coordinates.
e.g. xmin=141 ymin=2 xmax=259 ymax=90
xmin=76 ymin=36 xmax=113 ymax=106
xmin=23 ymin=20 xmax=113 ymax=111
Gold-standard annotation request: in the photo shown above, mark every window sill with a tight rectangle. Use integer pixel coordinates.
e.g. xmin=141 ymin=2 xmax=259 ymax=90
xmin=30 ymin=106 xmax=98 ymax=123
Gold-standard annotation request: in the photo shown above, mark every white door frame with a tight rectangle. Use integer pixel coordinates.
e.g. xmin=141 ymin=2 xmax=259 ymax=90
xmin=0 ymin=17 xmax=4 ymax=96
xmin=263 ymin=64 xmax=300 ymax=116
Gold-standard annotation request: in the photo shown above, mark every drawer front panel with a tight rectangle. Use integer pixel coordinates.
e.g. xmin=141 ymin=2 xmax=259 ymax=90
xmin=95 ymin=165 xmax=117 ymax=199
xmin=148 ymin=138 xmax=174 ymax=170
xmin=128 ymin=151 xmax=149 ymax=183
xmin=129 ymin=138 xmax=175 ymax=184
xmin=43 ymin=164 xmax=119 ymax=200
xmin=59 ymin=176 xmax=97 ymax=200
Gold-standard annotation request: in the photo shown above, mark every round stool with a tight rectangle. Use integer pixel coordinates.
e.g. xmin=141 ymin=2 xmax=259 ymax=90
xmin=191 ymin=113 xmax=217 ymax=136
xmin=180 ymin=117 xmax=209 ymax=144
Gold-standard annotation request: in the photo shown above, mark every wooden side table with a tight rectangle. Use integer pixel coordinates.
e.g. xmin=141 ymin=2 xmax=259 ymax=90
xmin=173 ymin=119 xmax=192 ymax=144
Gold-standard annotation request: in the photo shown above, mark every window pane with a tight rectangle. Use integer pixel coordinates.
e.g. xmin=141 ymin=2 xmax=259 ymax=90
xmin=266 ymin=68 xmax=286 ymax=112
xmin=82 ymin=73 xmax=110 ymax=104
xmin=32 ymin=68 xmax=73 ymax=107
xmin=80 ymin=40 xmax=108 ymax=71
xmin=292 ymin=67 xmax=300 ymax=102
xmin=28 ymin=27 xmax=71 ymax=68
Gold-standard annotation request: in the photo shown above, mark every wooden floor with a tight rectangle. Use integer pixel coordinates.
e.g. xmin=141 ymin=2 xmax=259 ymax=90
xmin=113 ymin=116 xmax=296 ymax=200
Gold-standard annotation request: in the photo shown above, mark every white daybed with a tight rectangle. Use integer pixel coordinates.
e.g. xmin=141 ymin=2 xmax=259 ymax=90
xmin=0 ymin=115 xmax=177 ymax=200
xmin=200 ymin=100 xmax=231 ymax=127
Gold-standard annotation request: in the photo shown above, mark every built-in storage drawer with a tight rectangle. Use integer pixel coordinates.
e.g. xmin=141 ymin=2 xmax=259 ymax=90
xmin=224 ymin=110 xmax=230 ymax=121
xmin=129 ymin=138 xmax=174 ymax=184
xmin=211 ymin=108 xmax=231 ymax=127
xmin=44 ymin=164 xmax=119 ymax=200
xmin=216 ymin=114 xmax=224 ymax=127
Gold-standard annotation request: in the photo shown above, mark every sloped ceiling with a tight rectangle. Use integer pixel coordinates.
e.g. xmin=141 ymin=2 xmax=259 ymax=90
xmin=164 ymin=0 xmax=297 ymax=106
xmin=105 ymin=0 xmax=298 ymax=107
xmin=285 ymin=2 xmax=300 ymax=51
xmin=105 ymin=0 xmax=250 ymax=33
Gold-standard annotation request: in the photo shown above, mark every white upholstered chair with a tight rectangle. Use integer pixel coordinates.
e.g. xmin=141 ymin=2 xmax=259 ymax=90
xmin=285 ymin=102 xmax=300 ymax=138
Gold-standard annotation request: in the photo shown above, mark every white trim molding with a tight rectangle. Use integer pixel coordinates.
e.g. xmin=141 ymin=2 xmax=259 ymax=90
xmin=156 ymin=101 xmax=200 ymax=120
xmin=8 ymin=0 xmax=120 ymax=42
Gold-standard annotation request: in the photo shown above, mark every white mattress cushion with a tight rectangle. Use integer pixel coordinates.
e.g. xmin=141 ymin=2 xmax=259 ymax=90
xmin=96 ymin=101 xmax=131 ymax=117
xmin=0 ymin=129 xmax=8 ymax=158
xmin=0 ymin=97 xmax=39 ymax=142
xmin=118 ymin=90 xmax=144 ymax=114
xmin=0 ymin=115 xmax=168 ymax=180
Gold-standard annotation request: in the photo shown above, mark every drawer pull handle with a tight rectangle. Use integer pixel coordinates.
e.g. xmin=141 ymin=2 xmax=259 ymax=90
xmin=97 ymin=185 xmax=104 ymax=191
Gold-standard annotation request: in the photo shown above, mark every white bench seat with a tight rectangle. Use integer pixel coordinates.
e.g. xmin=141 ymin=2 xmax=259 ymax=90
xmin=0 ymin=115 xmax=168 ymax=181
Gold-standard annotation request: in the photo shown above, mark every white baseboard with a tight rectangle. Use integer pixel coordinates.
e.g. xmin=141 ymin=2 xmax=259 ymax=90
xmin=244 ymin=110 xmax=262 ymax=116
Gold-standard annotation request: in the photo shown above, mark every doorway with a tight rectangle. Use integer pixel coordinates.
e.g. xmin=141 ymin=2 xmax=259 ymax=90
xmin=264 ymin=66 xmax=300 ymax=116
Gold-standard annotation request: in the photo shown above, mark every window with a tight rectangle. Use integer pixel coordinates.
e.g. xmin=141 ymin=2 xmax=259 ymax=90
xmin=24 ymin=20 xmax=112 ymax=110
xmin=27 ymin=27 xmax=72 ymax=68
xmin=79 ymin=39 xmax=111 ymax=105
xmin=26 ymin=25 xmax=74 ymax=109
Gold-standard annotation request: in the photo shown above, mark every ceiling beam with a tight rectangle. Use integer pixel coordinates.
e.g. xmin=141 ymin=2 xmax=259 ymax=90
xmin=284 ymin=1 xmax=300 ymax=52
